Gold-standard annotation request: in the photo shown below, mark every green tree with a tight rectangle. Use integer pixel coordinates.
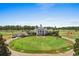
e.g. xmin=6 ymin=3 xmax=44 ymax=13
xmin=0 ymin=34 xmax=11 ymax=56
xmin=73 ymin=38 xmax=79 ymax=56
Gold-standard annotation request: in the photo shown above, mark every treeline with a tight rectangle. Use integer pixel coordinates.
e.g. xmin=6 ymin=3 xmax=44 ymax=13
xmin=59 ymin=26 xmax=79 ymax=30
xmin=0 ymin=25 xmax=35 ymax=30
xmin=0 ymin=25 xmax=79 ymax=30
xmin=0 ymin=25 xmax=56 ymax=30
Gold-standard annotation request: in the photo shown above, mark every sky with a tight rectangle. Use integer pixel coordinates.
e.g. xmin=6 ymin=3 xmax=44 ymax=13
xmin=0 ymin=3 xmax=79 ymax=27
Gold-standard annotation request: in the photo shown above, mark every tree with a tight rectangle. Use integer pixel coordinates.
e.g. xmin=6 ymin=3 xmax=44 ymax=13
xmin=73 ymin=38 xmax=79 ymax=56
xmin=0 ymin=34 xmax=11 ymax=56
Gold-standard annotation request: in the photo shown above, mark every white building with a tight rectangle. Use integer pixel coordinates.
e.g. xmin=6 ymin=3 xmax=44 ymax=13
xmin=34 ymin=24 xmax=47 ymax=36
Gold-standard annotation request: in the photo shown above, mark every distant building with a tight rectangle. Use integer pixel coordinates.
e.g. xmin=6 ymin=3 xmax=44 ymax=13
xmin=34 ymin=24 xmax=47 ymax=36
xmin=12 ymin=32 xmax=28 ymax=38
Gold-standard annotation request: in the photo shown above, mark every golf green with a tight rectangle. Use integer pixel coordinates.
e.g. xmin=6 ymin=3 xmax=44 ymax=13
xmin=9 ymin=36 xmax=73 ymax=54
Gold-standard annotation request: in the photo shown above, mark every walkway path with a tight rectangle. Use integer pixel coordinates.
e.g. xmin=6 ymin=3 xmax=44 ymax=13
xmin=9 ymin=48 xmax=74 ymax=56
xmin=62 ymin=36 xmax=75 ymax=43
xmin=6 ymin=37 xmax=75 ymax=56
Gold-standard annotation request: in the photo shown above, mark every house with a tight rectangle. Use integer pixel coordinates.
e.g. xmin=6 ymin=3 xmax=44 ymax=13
xmin=34 ymin=24 xmax=47 ymax=36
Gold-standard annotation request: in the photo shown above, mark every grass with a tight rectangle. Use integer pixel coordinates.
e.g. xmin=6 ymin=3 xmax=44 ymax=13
xmin=59 ymin=30 xmax=79 ymax=39
xmin=0 ymin=30 xmax=23 ymax=40
xmin=9 ymin=36 xmax=73 ymax=54
xmin=0 ymin=30 xmax=74 ymax=54
xmin=0 ymin=29 xmax=79 ymax=40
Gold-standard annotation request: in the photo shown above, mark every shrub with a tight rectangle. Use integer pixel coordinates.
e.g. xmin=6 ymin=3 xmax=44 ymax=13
xmin=46 ymin=30 xmax=59 ymax=37
xmin=28 ymin=31 xmax=36 ymax=36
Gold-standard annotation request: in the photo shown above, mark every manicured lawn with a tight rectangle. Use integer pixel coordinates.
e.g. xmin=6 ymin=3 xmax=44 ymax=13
xmin=9 ymin=36 xmax=73 ymax=54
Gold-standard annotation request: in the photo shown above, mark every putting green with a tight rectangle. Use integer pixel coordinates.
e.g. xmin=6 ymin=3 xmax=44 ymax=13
xmin=9 ymin=36 xmax=73 ymax=54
